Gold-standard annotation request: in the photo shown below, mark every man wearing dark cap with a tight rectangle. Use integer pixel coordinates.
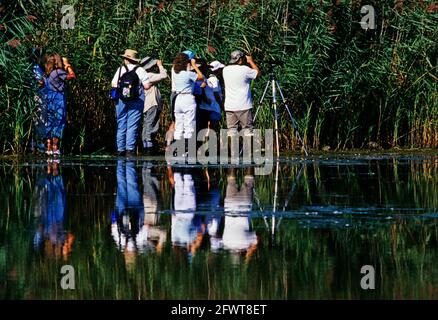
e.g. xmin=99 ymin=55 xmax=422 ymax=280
xmin=222 ymin=50 xmax=260 ymax=140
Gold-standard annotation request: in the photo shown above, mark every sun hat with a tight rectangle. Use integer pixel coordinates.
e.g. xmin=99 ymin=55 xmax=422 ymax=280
xmin=182 ymin=50 xmax=195 ymax=59
xmin=229 ymin=50 xmax=244 ymax=64
xmin=120 ymin=49 xmax=140 ymax=62
xmin=139 ymin=56 xmax=157 ymax=70
xmin=209 ymin=60 xmax=225 ymax=71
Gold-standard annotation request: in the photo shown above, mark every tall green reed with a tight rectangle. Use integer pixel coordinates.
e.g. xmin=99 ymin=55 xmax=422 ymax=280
xmin=1 ymin=0 xmax=437 ymax=154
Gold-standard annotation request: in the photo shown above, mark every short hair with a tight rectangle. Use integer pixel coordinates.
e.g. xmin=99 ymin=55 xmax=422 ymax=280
xmin=173 ymin=53 xmax=190 ymax=74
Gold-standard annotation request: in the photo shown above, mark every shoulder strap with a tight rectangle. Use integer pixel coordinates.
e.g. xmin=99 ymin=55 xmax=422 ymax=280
xmin=132 ymin=66 xmax=141 ymax=88
xmin=116 ymin=66 xmax=123 ymax=87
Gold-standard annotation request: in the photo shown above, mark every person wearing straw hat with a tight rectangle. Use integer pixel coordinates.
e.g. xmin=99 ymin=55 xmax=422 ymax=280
xmin=111 ymin=49 xmax=151 ymax=156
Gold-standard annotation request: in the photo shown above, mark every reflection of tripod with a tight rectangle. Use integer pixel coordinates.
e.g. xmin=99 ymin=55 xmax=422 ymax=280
xmin=254 ymin=161 xmax=305 ymax=244
xmin=254 ymin=64 xmax=308 ymax=157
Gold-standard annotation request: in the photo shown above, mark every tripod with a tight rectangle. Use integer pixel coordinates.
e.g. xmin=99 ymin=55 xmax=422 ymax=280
xmin=253 ymin=64 xmax=308 ymax=157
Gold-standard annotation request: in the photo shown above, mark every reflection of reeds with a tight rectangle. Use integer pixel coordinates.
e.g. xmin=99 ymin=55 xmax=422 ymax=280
xmin=0 ymin=157 xmax=437 ymax=299
xmin=1 ymin=1 xmax=437 ymax=154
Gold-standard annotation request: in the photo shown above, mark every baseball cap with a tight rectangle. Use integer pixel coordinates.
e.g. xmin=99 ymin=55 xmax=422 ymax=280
xmin=209 ymin=60 xmax=225 ymax=71
xmin=182 ymin=50 xmax=195 ymax=59
xmin=229 ymin=50 xmax=244 ymax=64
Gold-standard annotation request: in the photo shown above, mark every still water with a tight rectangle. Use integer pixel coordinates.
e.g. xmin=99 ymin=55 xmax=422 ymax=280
xmin=0 ymin=154 xmax=437 ymax=299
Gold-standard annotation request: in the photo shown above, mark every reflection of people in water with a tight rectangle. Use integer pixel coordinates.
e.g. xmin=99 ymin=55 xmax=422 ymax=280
xmin=111 ymin=160 xmax=144 ymax=269
xmin=137 ymin=162 xmax=167 ymax=253
xmin=111 ymin=161 xmax=167 ymax=270
xmin=167 ymin=166 xmax=205 ymax=258
xmin=222 ymin=168 xmax=258 ymax=261
xmin=198 ymin=169 xmax=223 ymax=252
xmin=33 ymin=160 xmax=74 ymax=260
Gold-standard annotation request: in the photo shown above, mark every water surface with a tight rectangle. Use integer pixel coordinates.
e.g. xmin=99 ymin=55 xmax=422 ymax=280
xmin=0 ymin=154 xmax=437 ymax=299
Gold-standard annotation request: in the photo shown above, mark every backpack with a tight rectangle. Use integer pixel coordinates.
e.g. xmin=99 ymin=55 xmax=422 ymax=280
xmin=117 ymin=65 xmax=140 ymax=102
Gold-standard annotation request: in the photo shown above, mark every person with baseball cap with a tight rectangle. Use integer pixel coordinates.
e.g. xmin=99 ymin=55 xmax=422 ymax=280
xmin=222 ymin=50 xmax=260 ymax=153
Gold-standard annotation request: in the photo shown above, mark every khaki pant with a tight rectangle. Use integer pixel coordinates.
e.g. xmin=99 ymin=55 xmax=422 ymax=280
xmin=225 ymin=109 xmax=254 ymax=136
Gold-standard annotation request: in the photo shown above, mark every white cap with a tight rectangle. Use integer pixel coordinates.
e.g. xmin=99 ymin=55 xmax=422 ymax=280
xmin=209 ymin=60 xmax=225 ymax=71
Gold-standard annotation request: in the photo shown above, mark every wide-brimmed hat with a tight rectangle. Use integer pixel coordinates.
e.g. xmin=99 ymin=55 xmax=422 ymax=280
xmin=229 ymin=50 xmax=244 ymax=64
xmin=209 ymin=60 xmax=225 ymax=71
xmin=140 ymin=56 xmax=157 ymax=70
xmin=120 ymin=49 xmax=140 ymax=62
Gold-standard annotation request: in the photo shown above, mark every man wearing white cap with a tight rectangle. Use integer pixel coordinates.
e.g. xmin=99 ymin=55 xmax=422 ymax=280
xmin=222 ymin=50 xmax=260 ymax=138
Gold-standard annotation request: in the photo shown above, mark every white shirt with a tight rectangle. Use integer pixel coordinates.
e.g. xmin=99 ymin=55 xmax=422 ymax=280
xmin=199 ymin=75 xmax=222 ymax=114
xmin=111 ymin=63 xmax=150 ymax=87
xmin=223 ymin=65 xmax=258 ymax=111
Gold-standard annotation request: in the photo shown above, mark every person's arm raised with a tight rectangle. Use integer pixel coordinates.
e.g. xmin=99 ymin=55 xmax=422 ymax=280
xmin=62 ymin=57 xmax=76 ymax=80
xmin=146 ymin=60 xmax=168 ymax=84
xmin=191 ymin=59 xmax=204 ymax=81
xmin=246 ymin=55 xmax=260 ymax=78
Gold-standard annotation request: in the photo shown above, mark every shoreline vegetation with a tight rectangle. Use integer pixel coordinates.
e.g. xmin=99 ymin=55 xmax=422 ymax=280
xmin=0 ymin=1 xmax=437 ymax=155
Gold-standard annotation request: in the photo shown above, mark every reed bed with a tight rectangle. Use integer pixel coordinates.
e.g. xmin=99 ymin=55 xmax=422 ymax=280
xmin=0 ymin=0 xmax=437 ymax=154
